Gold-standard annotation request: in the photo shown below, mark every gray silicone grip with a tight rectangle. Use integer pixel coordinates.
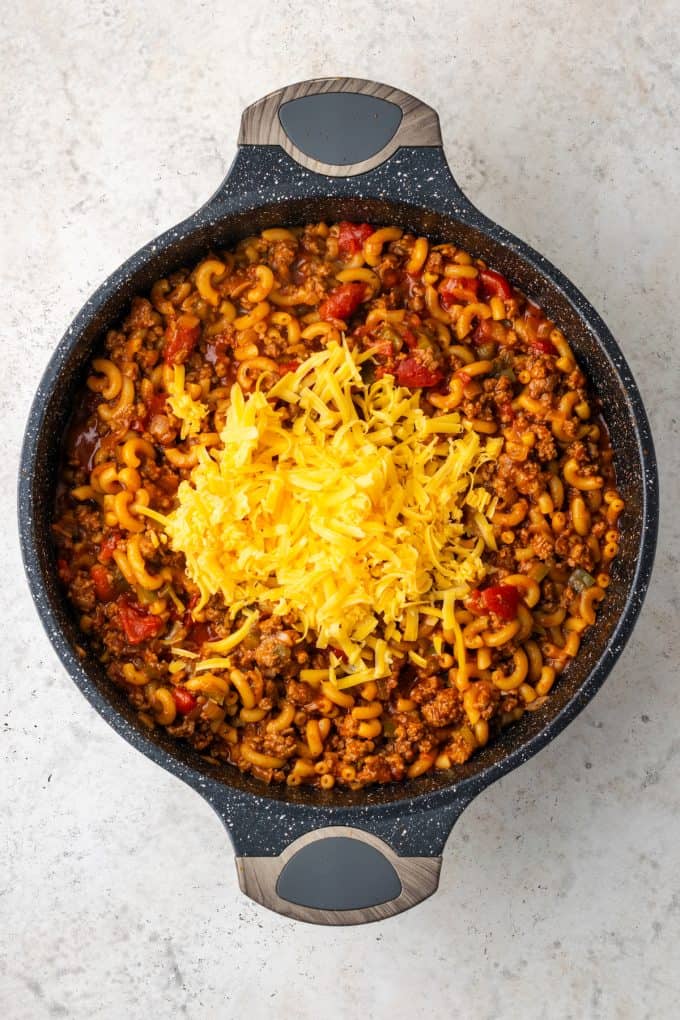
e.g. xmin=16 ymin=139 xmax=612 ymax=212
xmin=236 ymin=826 xmax=441 ymax=925
xmin=238 ymin=77 xmax=442 ymax=177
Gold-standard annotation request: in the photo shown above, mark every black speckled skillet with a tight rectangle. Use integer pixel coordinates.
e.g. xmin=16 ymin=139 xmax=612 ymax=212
xmin=19 ymin=78 xmax=658 ymax=925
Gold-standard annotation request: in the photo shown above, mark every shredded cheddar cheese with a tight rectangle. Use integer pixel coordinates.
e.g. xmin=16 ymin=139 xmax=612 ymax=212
xmin=159 ymin=342 xmax=502 ymax=682
xmin=166 ymin=365 xmax=208 ymax=439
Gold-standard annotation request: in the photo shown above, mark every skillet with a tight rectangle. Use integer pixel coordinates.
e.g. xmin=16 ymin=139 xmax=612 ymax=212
xmin=19 ymin=77 xmax=658 ymax=924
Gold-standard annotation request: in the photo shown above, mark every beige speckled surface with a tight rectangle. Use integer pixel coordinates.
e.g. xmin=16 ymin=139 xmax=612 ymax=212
xmin=2 ymin=2 xmax=679 ymax=1017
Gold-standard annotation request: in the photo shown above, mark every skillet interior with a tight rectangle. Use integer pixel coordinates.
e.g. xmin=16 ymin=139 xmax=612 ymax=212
xmin=22 ymin=190 xmax=653 ymax=812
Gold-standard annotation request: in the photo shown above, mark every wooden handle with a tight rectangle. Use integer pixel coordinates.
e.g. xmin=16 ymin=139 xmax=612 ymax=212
xmin=236 ymin=825 xmax=441 ymax=925
xmin=238 ymin=77 xmax=442 ymax=177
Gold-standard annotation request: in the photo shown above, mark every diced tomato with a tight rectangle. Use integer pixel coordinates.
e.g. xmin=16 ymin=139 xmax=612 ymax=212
xmin=117 ymin=597 xmax=164 ymax=645
xmin=90 ymin=564 xmax=115 ymax=602
xmin=185 ymin=621 xmax=215 ymax=648
xmin=131 ymin=387 xmax=169 ymax=433
xmin=479 ymin=269 xmax=512 ymax=301
xmin=337 ymin=222 xmax=374 ymax=259
xmin=402 ymin=328 xmax=419 ymax=350
xmin=530 ymin=337 xmax=558 ymax=356
xmin=172 ymin=687 xmax=198 ymax=715
xmin=278 ymin=360 xmax=301 ymax=374
xmin=319 ymin=282 xmax=367 ymax=322
xmin=439 ymin=276 xmax=480 ymax=308
xmin=164 ymin=314 xmax=201 ymax=365
xmin=131 ymin=390 xmax=167 ymax=433
xmin=98 ymin=532 xmax=120 ymax=564
xmin=472 ymin=318 xmax=508 ymax=346
xmin=525 ymin=298 xmax=556 ymax=353
xmin=330 ymin=646 xmax=348 ymax=663
xmin=396 ymin=355 xmax=443 ymax=389
xmin=474 ymin=585 xmax=520 ymax=621
xmin=57 ymin=558 xmax=72 ymax=584
xmin=149 ymin=391 xmax=169 ymax=416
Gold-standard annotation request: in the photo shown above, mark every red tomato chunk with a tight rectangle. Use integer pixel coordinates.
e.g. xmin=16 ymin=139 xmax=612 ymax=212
xmin=319 ymin=282 xmax=366 ymax=322
xmin=90 ymin=564 xmax=115 ymax=602
xmin=479 ymin=269 xmax=512 ymax=301
xmin=148 ymin=391 xmax=169 ymax=416
xmin=172 ymin=687 xmax=198 ymax=715
xmin=396 ymin=355 xmax=443 ymax=389
xmin=402 ymin=328 xmax=419 ymax=350
xmin=117 ymin=597 xmax=164 ymax=644
xmin=337 ymin=222 xmax=374 ymax=259
xmin=439 ymin=276 xmax=479 ymax=307
xmin=98 ymin=532 xmax=120 ymax=563
xmin=474 ymin=585 xmax=521 ymax=621
xmin=530 ymin=337 xmax=558 ymax=356
xmin=164 ymin=314 xmax=201 ymax=365
xmin=472 ymin=318 xmax=508 ymax=346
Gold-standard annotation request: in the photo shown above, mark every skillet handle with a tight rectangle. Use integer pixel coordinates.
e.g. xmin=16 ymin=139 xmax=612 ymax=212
xmin=235 ymin=826 xmax=442 ymax=926
xmin=204 ymin=787 xmax=471 ymax=925
xmin=238 ymin=76 xmax=442 ymax=177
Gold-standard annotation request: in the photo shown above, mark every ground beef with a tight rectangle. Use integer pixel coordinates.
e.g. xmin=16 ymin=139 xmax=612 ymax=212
xmin=445 ymin=730 xmax=477 ymax=765
xmin=261 ymin=731 xmax=296 ymax=759
xmin=421 ymin=688 xmax=464 ymax=728
xmin=534 ymin=423 xmax=557 ymax=462
xmin=69 ymin=574 xmax=96 ymax=614
xmin=128 ymin=297 xmax=158 ymax=329
xmin=356 ymin=756 xmax=394 ymax=785
xmin=254 ymin=635 xmax=293 ymax=675
xmin=285 ymin=679 xmax=315 ymax=706
xmin=531 ymin=532 xmax=554 ymax=560
xmin=391 ymin=713 xmax=425 ymax=760
xmin=464 ymin=679 xmax=500 ymax=721
xmin=409 ymin=676 xmax=440 ymax=704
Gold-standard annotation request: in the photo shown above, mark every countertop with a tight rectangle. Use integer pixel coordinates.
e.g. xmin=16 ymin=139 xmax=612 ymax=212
xmin=2 ymin=2 xmax=679 ymax=1017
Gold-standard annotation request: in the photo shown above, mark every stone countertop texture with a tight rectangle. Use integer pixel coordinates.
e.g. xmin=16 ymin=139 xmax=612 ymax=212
xmin=2 ymin=2 xmax=679 ymax=1018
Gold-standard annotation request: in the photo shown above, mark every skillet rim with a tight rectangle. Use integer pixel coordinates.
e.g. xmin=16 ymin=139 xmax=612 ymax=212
xmin=18 ymin=152 xmax=659 ymax=822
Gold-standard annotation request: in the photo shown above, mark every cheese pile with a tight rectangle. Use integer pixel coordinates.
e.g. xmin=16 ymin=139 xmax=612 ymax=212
xmin=159 ymin=342 xmax=502 ymax=681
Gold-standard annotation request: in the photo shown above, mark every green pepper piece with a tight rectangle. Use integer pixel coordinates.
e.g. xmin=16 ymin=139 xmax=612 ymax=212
xmin=569 ymin=567 xmax=595 ymax=592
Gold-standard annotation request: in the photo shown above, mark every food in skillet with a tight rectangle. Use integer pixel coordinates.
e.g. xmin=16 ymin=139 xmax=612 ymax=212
xmin=52 ymin=222 xmax=625 ymax=789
